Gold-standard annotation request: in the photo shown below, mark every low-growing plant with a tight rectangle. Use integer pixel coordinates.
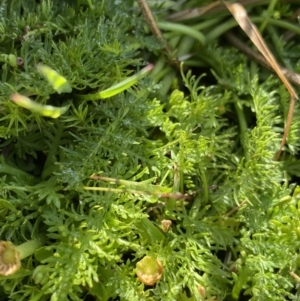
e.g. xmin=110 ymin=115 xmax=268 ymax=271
xmin=0 ymin=0 xmax=300 ymax=301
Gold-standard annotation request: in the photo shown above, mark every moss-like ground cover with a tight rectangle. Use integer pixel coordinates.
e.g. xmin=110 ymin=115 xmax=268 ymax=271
xmin=0 ymin=1 xmax=300 ymax=300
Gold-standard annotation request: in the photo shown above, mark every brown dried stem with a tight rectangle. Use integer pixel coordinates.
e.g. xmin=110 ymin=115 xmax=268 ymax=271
xmin=137 ymin=0 xmax=180 ymax=69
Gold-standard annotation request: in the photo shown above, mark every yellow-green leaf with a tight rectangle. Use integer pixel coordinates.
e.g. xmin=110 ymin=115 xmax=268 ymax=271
xmin=36 ymin=64 xmax=72 ymax=94
xmin=10 ymin=94 xmax=69 ymax=118
xmin=78 ymin=64 xmax=154 ymax=101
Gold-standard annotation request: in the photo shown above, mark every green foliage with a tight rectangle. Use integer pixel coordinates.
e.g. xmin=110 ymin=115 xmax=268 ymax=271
xmin=1 ymin=0 xmax=300 ymax=301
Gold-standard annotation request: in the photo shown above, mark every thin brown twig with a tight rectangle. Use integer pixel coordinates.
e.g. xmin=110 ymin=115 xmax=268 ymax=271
xmin=224 ymin=200 xmax=247 ymax=217
xmin=166 ymin=0 xmax=297 ymax=22
xmin=136 ymin=0 xmax=180 ymax=69
xmin=290 ymin=271 xmax=300 ymax=283
xmin=225 ymin=32 xmax=300 ymax=86
xmin=223 ymin=1 xmax=298 ymax=161
xmin=166 ymin=0 xmax=270 ymax=21
xmin=274 ymin=97 xmax=295 ymax=160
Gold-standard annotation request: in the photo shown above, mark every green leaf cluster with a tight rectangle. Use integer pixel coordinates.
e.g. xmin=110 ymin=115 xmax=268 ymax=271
xmin=1 ymin=1 xmax=300 ymax=301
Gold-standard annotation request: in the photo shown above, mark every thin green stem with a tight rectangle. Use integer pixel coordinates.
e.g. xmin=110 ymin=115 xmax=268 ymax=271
xmin=41 ymin=121 xmax=63 ymax=179
xmin=78 ymin=64 xmax=154 ymax=101
xmin=259 ymin=0 xmax=278 ymax=33
xmin=153 ymin=65 xmax=172 ymax=83
xmin=16 ymin=237 xmax=46 ymax=260
xmin=206 ymin=17 xmax=300 ymax=42
xmin=157 ymin=21 xmax=206 ymax=47
xmin=193 ymin=17 xmax=224 ymax=31
xmin=0 ymin=162 xmax=35 ymax=180
xmin=86 ymin=0 xmax=94 ymax=10
xmin=200 ymin=169 xmax=209 ymax=205
xmin=206 ymin=19 xmax=238 ymax=42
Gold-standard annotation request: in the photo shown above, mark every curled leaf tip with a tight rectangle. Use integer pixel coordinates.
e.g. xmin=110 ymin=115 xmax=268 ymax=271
xmin=0 ymin=241 xmax=21 ymax=276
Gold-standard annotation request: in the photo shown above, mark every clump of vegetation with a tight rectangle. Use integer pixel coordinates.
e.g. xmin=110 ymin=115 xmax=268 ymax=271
xmin=0 ymin=0 xmax=300 ymax=300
